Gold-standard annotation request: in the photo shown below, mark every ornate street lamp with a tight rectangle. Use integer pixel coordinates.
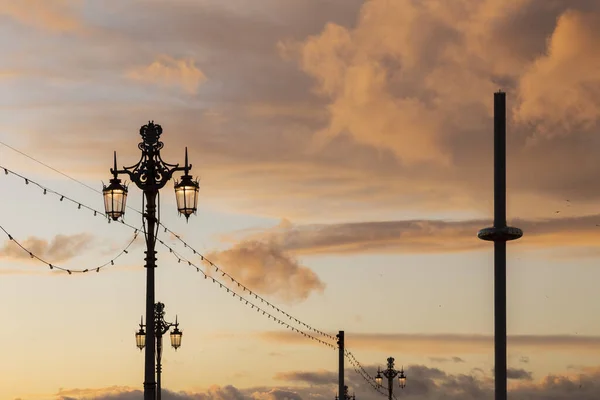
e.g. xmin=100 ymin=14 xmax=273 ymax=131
xmin=174 ymin=149 xmax=199 ymax=221
xmin=170 ymin=322 xmax=182 ymax=350
xmin=102 ymin=152 xmax=128 ymax=221
xmin=398 ymin=369 xmax=406 ymax=389
xmin=376 ymin=357 xmax=407 ymax=400
xmin=135 ymin=302 xmax=182 ymax=400
xmin=104 ymin=121 xmax=199 ymax=400
xmin=136 ymin=317 xmax=146 ymax=351
xmin=375 ymin=371 xmax=383 ymax=386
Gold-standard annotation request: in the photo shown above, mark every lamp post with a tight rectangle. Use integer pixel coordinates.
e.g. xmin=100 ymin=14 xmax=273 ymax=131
xmin=103 ymin=121 xmax=199 ymax=400
xmin=136 ymin=302 xmax=183 ymax=400
xmin=335 ymin=385 xmax=356 ymax=400
xmin=375 ymin=357 xmax=406 ymax=400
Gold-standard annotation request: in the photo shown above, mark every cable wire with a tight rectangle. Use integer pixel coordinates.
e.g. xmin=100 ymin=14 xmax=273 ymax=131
xmin=0 ymin=165 xmax=141 ymax=232
xmin=0 ymin=140 xmax=101 ymax=194
xmin=0 ymin=224 xmax=140 ymax=274
xmin=0 ymin=164 xmax=336 ymax=344
xmin=0 ymin=140 xmax=144 ymax=215
xmin=157 ymin=222 xmax=337 ymax=342
xmin=345 ymin=352 xmax=389 ymax=398
xmin=157 ymin=238 xmax=338 ymax=349
xmin=0 ymin=162 xmax=389 ymax=398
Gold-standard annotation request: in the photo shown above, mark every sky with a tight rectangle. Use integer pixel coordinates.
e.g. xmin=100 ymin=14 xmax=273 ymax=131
xmin=0 ymin=0 xmax=600 ymax=399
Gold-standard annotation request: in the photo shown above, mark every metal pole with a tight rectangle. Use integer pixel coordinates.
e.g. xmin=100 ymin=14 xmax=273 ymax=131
xmin=156 ymin=323 xmax=163 ymax=400
xmin=337 ymin=331 xmax=344 ymax=400
xmin=493 ymin=92 xmax=507 ymax=400
xmin=143 ymin=190 xmax=158 ymax=400
xmin=478 ymin=91 xmax=523 ymax=400
xmin=387 ymin=373 xmax=392 ymax=400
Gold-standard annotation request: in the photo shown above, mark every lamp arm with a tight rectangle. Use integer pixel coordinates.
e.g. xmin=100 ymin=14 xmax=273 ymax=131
xmin=115 ymin=148 xmax=191 ymax=191
xmin=155 ymin=318 xmax=169 ymax=335
xmin=157 ymin=316 xmax=181 ymax=334
xmin=384 ymin=369 xmax=398 ymax=379
xmin=111 ymin=168 xmax=133 ymax=181
xmin=172 ymin=164 xmax=192 ymax=174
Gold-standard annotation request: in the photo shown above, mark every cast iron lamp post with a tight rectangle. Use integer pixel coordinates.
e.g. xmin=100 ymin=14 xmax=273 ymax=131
xmin=375 ymin=357 xmax=406 ymax=400
xmin=335 ymin=385 xmax=356 ymax=400
xmin=136 ymin=302 xmax=182 ymax=400
xmin=103 ymin=121 xmax=199 ymax=400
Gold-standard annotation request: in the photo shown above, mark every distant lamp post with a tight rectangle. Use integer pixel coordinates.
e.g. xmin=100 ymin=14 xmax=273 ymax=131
xmin=136 ymin=302 xmax=182 ymax=400
xmin=335 ymin=385 xmax=356 ymax=400
xmin=170 ymin=325 xmax=183 ymax=350
xmin=398 ymin=370 xmax=407 ymax=389
xmin=375 ymin=357 xmax=406 ymax=400
xmin=136 ymin=317 xmax=146 ymax=351
xmin=104 ymin=121 xmax=199 ymax=400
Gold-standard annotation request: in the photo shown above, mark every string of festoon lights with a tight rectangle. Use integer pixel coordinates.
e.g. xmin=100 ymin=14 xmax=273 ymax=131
xmin=158 ymin=239 xmax=391 ymax=399
xmin=0 ymin=164 xmax=337 ymax=342
xmin=345 ymin=349 xmax=395 ymax=399
xmin=155 ymin=238 xmax=338 ymax=349
xmin=0 ymin=165 xmax=335 ymax=342
xmin=0 ymin=223 xmax=140 ymax=274
xmin=0 ymin=165 xmax=142 ymax=232
xmin=156 ymin=224 xmax=337 ymax=343
xmin=345 ymin=351 xmax=390 ymax=398
xmin=0 ymin=163 xmax=388 ymax=397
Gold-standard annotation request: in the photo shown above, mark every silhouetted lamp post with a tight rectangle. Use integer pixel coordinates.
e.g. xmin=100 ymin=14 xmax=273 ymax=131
xmin=335 ymin=385 xmax=356 ymax=400
xmin=136 ymin=302 xmax=182 ymax=400
xmin=375 ymin=357 xmax=406 ymax=400
xmin=103 ymin=121 xmax=199 ymax=400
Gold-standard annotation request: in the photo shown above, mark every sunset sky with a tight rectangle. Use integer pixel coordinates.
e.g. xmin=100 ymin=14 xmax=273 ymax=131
xmin=1 ymin=0 xmax=600 ymax=399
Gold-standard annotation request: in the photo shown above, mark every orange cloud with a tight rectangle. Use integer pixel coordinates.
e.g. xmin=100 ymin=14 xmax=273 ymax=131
xmin=0 ymin=233 xmax=93 ymax=263
xmin=0 ymin=0 xmax=83 ymax=33
xmin=207 ymin=240 xmax=325 ymax=303
xmin=516 ymin=10 xmax=600 ymax=140
xmin=218 ymin=214 xmax=600 ymax=256
xmin=127 ymin=55 xmax=207 ymax=94
xmin=288 ymin=15 xmax=451 ymax=165
xmin=8 ymin=0 xmax=600 ymax=225
xmin=45 ymin=368 xmax=600 ymax=400
xmin=55 ymin=385 xmax=137 ymax=398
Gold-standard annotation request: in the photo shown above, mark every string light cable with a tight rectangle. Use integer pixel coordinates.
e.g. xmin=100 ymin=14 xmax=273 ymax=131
xmin=0 ymin=153 xmax=371 ymax=354
xmin=0 ymin=165 xmax=335 ymax=344
xmin=0 ymin=223 xmax=140 ymax=274
xmin=156 ymin=223 xmax=337 ymax=342
xmin=345 ymin=351 xmax=390 ymax=398
xmin=156 ymin=238 xmax=391 ymax=400
xmin=157 ymin=239 xmax=338 ymax=348
xmin=0 ymin=161 xmax=388 ymax=398
xmin=0 ymin=140 xmax=144 ymax=216
xmin=346 ymin=349 xmax=400 ymax=399
xmin=0 ymin=165 xmax=141 ymax=232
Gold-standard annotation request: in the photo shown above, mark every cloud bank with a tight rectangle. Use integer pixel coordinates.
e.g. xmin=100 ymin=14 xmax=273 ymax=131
xmin=3 ymin=0 xmax=600 ymax=222
xmin=218 ymin=214 xmax=600 ymax=256
xmin=53 ymin=364 xmax=600 ymax=400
